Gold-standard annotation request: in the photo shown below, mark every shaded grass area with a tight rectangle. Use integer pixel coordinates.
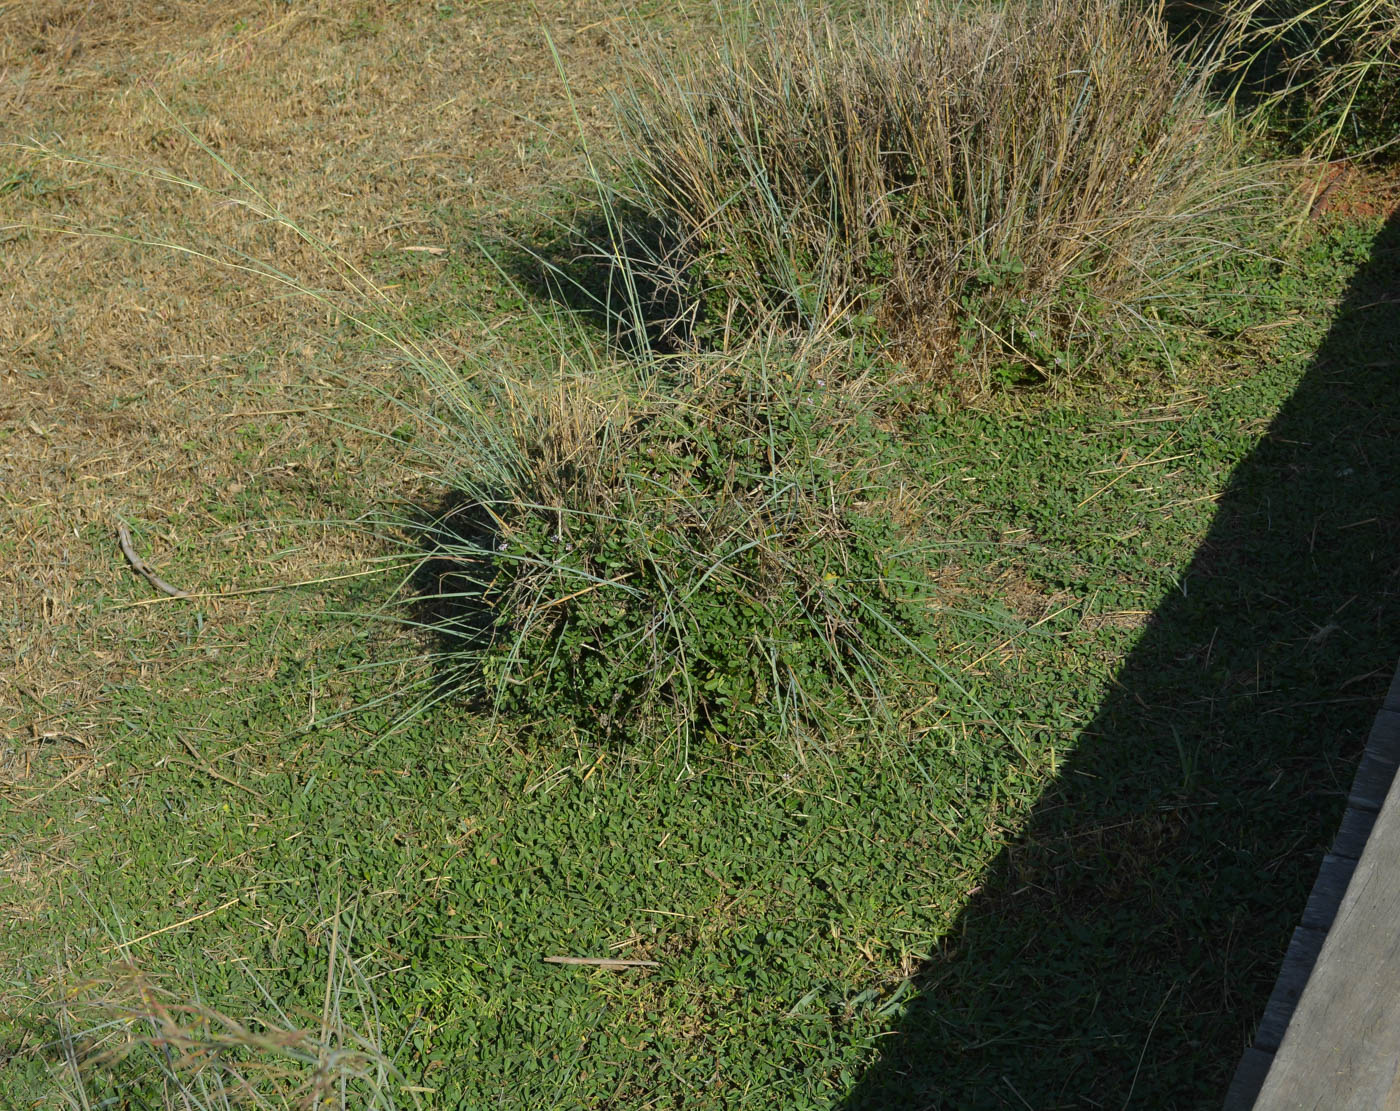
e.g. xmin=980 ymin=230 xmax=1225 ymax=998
xmin=1165 ymin=0 xmax=1400 ymax=161
xmin=5 ymin=209 xmax=1392 ymax=1106
xmin=841 ymin=212 xmax=1400 ymax=1108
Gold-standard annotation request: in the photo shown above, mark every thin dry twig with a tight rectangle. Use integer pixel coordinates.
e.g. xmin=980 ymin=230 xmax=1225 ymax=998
xmin=116 ymin=520 xmax=190 ymax=599
xmin=100 ymin=898 xmax=240 ymax=954
xmin=173 ymin=735 xmax=265 ymax=798
xmin=114 ymin=563 xmax=414 ymax=609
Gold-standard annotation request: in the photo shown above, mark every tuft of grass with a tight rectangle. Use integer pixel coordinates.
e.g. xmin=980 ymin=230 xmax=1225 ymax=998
xmin=384 ymin=335 xmax=949 ymax=758
xmin=1213 ymin=0 xmax=1400 ymax=160
xmin=35 ymin=935 xmax=416 ymax=1111
xmin=594 ymin=0 xmax=1275 ymax=390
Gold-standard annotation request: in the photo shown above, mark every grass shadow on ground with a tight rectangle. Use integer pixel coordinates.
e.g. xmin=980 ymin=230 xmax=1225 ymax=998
xmin=410 ymin=492 xmax=503 ymax=645
xmin=392 ymin=488 xmax=511 ymax=717
xmin=840 ymin=211 xmax=1400 ymax=1108
xmin=484 ymin=203 xmax=694 ymax=357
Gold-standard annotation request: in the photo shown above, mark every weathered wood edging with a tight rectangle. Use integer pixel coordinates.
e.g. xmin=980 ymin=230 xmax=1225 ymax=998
xmin=1224 ymin=661 xmax=1400 ymax=1109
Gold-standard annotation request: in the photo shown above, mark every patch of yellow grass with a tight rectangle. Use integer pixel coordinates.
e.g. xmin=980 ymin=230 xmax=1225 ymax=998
xmin=0 ymin=0 xmax=645 ymax=941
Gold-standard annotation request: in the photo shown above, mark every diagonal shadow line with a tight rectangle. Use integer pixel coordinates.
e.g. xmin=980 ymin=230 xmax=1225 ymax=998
xmin=840 ymin=210 xmax=1400 ymax=1110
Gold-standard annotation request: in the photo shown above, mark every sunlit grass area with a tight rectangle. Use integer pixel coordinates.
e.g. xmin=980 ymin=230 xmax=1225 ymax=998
xmin=2 ymin=1 xmax=1398 ymax=1108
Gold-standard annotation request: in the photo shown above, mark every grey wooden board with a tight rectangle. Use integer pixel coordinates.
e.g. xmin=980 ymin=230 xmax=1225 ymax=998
xmin=1253 ymin=925 xmax=1328 ymax=1053
xmin=1369 ymin=709 xmax=1400 ymax=764
xmin=1301 ymin=854 xmax=1359 ymax=933
xmin=1333 ymin=807 xmax=1379 ymax=861
xmin=1386 ymin=666 xmax=1400 ymax=713
xmin=1253 ymin=740 xmax=1400 ymax=1109
xmin=1347 ymin=747 xmax=1399 ymax=812
xmin=1224 ymin=1049 xmax=1277 ymax=1111
xmin=1347 ymin=712 xmax=1400 ymax=813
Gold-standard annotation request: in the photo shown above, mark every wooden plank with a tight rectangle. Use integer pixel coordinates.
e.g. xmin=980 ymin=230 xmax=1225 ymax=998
xmin=1366 ymin=710 xmax=1400 ymax=761
xmin=1368 ymin=709 xmax=1400 ymax=765
xmin=1346 ymin=747 xmax=1399 ymax=813
xmin=1331 ymin=807 xmax=1378 ymax=861
xmin=1253 ymin=925 xmax=1327 ymax=1053
xmin=1301 ymin=854 xmax=1358 ymax=933
xmin=1386 ymin=666 xmax=1400 ymax=714
xmin=1223 ymin=1048 xmax=1276 ymax=1111
xmin=1253 ymin=746 xmax=1400 ymax=1109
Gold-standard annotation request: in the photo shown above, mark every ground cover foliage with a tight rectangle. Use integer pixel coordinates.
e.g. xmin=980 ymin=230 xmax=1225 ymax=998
xmin=11 ymin=216 xmax=1395 ymax=1108
xmin=841 ymin=211 xmax=1400 ymax=1108
xmin=3 ymin=0 xmax=1399 ymax=1108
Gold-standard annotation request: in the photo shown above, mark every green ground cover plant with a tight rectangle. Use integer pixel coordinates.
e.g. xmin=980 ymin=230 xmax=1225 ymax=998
xmin=842 ymin=206 xmax=1400 ymax=1110
xmin=5 ymin=0 xmax=1398 ymax=1108
xmin=10 ymin=212 xmax=1392 ymax=1109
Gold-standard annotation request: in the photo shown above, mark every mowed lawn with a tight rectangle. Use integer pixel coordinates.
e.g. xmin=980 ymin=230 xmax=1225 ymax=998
xmin=3 ymin=2 xmax=1399 ymax=1109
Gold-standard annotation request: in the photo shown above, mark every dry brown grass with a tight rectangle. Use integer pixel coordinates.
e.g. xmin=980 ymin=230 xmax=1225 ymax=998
xmin=0 ymin=0 xmax=651 ymax=955
xmin=44 ymin=956 xmax=410 ymax=1109
xmin=1215 ymin=0 xmax=1400 ymax=159
xmin=608 ymin=0 xmax=1274 ymax=389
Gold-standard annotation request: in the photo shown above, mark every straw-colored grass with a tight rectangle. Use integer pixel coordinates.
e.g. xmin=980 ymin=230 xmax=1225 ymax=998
xmin=41 ymin=941 xmax=414 ymax=1110
xmin=1216 ymin=0 xmax=1400 ymax=159
xmin=601 ymin=0 xmax=1274 ymax=390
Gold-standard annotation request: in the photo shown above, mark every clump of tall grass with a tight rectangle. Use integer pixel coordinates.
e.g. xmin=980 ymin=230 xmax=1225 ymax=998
xmin=397 ymin=338 xmax=942 ymax=758
xmin=1213 ymin=0 xmax=1400 ymax=159
xmin=25 ymin=119 xmax=955 ymax=762
xmin=39 ymin=950 xmax=414 ymax=1110
xmin=602 ymin=0 xmax=1273 ymax=390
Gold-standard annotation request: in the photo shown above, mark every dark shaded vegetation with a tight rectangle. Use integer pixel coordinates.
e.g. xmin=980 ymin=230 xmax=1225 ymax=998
xmin=839 ymin=210 xmax=1400 ymax=1109
xmin=1164 ymin=0 xmax=1400 ymax=160
xmin=411 ymin=492 xmax=504 ymax=661
xmin=487 ymin=203 xmax=691 ymax=356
